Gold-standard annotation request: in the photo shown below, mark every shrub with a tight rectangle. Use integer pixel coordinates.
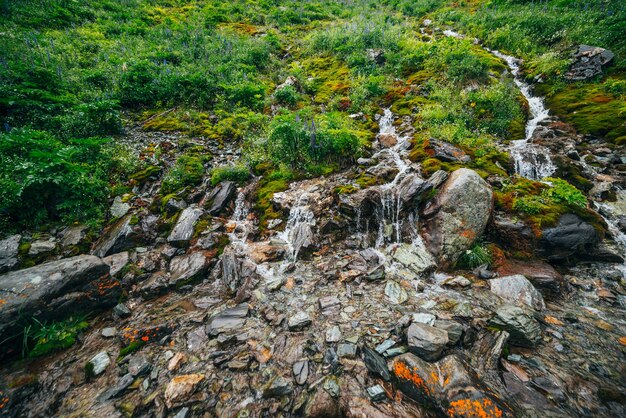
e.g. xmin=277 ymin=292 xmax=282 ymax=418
xmin=210 ymin=165 xmax=250 ymax=186
xmin=274 ymin=85 xmax=301 ymax=106
xmin=542 ymin=177 xmax=587 ymax=207
xmin=161 ymin=154 xmax=205 ymax=194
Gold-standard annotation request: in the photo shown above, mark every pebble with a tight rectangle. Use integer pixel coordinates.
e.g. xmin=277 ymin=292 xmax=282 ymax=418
xmin=326 ymin=326 xmax=341 ymax=343
xmin=367 ymin=384 xmax=387 ymax=402
xmin=337 ymin=343 xmax=357 ymax=358
xmin=288 ymin=311 xmax=312 ymax=331
xmin=101 ymin=327 xmax=117 ymax=338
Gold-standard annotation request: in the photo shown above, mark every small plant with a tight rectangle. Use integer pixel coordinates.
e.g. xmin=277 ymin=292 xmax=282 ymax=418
xmin=22 ymin=316 xmax=89 ymax=358
xmin=274 ymin=85 xmax=301 ymax=106
xmin=210 ymin=165 xmax=250 ymax=186
xmin=457 ymin=243 xmax=492 ymax=269
xmin=161 ymin=154 xmax=205 ymax=194
xmin=542 ymin=178 xmax=587 ymax=207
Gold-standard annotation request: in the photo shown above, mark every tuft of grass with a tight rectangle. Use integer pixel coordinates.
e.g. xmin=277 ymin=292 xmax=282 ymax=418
xmin=22 ymin=316 xmax=89 ymax=358
xmin=457 ymin=243 xmax=492 ymax=269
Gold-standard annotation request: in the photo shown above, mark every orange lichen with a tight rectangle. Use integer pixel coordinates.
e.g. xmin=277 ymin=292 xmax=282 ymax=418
xmin=619 ymin=336 xmax=626 ymax=346
xmin=393 ymin=360 xmax=431 ymax=395
xmin=447 ymin=398 xmax=503 ymax=418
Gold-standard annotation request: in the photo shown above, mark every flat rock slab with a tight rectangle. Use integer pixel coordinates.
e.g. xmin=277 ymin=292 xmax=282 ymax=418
xmin=168 ymin=206 xmax=203 ymax=246
xmin=490 ymin=275 xmax=545 ymax=311
xmin=0 ymin=255 xmax=118 ymax=346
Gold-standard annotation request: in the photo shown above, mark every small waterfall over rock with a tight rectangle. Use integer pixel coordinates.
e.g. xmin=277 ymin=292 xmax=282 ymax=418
xmin=595 ymin=189 xmax=626 ymax=278
xmin=277 ymin=193 xmax=316 ymax=261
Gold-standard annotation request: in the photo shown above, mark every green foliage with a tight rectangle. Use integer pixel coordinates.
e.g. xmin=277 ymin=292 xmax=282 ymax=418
xmin=161 ymin=154 xmax=205 ymax=194
xmin=542 ymin=177 xmax=587 ymax=207
xmin=457 ymin=243 xmax=492 ymax=269
xmin=23 ymin=316 xmax=89 ymax=358
xmin=274 ymin=85 xmax=301 ymax=107
xmin=210 ymin=165 xmax=250 ymax=186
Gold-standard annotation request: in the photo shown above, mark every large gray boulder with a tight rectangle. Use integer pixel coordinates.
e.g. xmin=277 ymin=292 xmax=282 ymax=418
xmin=0 ymin=234 xmax=21 ymax=273
xmin=92 ymin=214 xmax=139 ymax=258
xmin=206 ymin=181 xmax=236 ymax=215
xmin=168 ymin=206 xmax=203 ymax=247
xmin=565 ymin=45 xmax=614 ymax=81
xmin=169 ymin=252 xmax=209 ymax=287
xmin=421 ymin=168 xmax=493 ymax=269
xmin=490 ymin=275 xmax=545 ymax=311
xmin=539 ymin=213 xmax=599 ymax=261
xmin=407 ymin=322 xmax=448 ymax=361
xmin=0 ymin=255 xmax=119 ymax=346
xmin=490 ymin=304 xmax=542 ymax=348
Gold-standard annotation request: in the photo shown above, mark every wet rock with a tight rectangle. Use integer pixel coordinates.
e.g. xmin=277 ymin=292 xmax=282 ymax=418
xmin=391 ymin=353 xmax=511 ymax=416
xmin=101 ymin=327 xmax=116 ymax=338
xmin=221 ymin=246 xmax=252 ymax=294
xmin=288 ymin=311 xmax=312 ymax=331
xmin=367 ymin=385 xmax=387 ymax=402
xmin=428 ymin=139 xmax=470 ymax=163
xmin=164 ymin=374 xmax=204 ymax=408
xmin=539 ymin=213 xmax=599 ymax=261
xmin=496 ymin=258 xmax=562 ymax=297
xmin=110 ymin=196 xmax=131 ymax=218
xmin=378 ymin=132 xmax=398 ymax=148
xmin=385 ymin=281 xmax=408 ymax=304
xmin=490 ymin=304 xmax=541 ymax=348
xmin=207 ymin=304 xmax=249 ymax=337
xmin=491 ymin=213 xmax=535 ymax=253
xmin=169 ymin=252 xmax=208 ymax=287
xmin=97 ymin=373 xmax=134 ymax=401
xmin=565 ymin=45 xmax=614 ymax=81
xmin=128 ymin=354 xmax=151 ymax=376
xmin=426 ymin=170 xmax=448 ymax=189
xmin=363 ymin=346 xmax=391 ymax=381
xmin=293 ymin=360 xmax=309 ymax=385
xmin=113 ymin=303 xmax=132 ymax=319
xmin=206 ymin=181 xmax=236 ymax=215
xmin=407 ymin=323 xmax=448 ymax=361
xmin=0 ymin=255 xmax=118 ymax=345
xmin=249 ymin=242 xmax=286 ymax=263
xmin=441 ymin=275 xmax=471 ymax=288
xmin=389 ymin=242 xmax=436 ymax=277
xmin=0 ymin=234 xmax=20 ymax=273
xmin=263 ymin=376 xmax=293 ymax=398
xmin=337 ymin=343 xmax=357 ymax=358
xmin=490 ymin=275 xmax=546 ymax=311
xmin=412 ymin=313 xmax=436 ymax=326
xmin=92 ymin=214 xmax=139 ymax=257
xmin=89 ymin=351 xmax=111 ymax=376
xmin=397 ymin=173 xmax=431 ymax=205
xmin=103 ymin=251 xmax=130 ymax=277
xmin=167 ymin=206 xmax=203 ymax=246
xmin=28 ymin=238 xmax=56 ymax=256
xmin=422 ymin=168 xmax=493 ymax=269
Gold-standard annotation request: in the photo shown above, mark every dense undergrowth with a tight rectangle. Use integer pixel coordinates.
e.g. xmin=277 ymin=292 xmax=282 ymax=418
xmin=0 ymin=0 xmax=622 ymax=232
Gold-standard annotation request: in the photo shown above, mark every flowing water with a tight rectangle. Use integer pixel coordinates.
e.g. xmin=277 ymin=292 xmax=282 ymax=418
xmin=276 ymin=193 xmax=316 ymax=261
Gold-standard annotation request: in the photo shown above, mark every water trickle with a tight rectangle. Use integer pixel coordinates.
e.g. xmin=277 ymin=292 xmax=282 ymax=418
xmin=595 ymin=189 xmax=626 ymax=278
xmin=277 ymin=193 xmax=316 ymax=261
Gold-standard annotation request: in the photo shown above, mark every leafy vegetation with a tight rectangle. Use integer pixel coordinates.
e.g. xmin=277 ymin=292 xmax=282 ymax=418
xmin=457 ymin=243 xmax=492 ymax=269
xmin=22 ymin=316 xmax=89 ymax=358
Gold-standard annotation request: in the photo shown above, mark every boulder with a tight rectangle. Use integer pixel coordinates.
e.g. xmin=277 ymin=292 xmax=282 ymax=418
xmin=407 ymin=323 xmax=448 ymax=361
xmin=422 ymin=168 xmax=493 ymax=268
xmin=168 ymin=206 xmax=203 ymax=247
xmin=92 ymin=214 xmax=139 ymax=258
xmin=490 ymin=304 xmax=542 ymax=348
xmin=565 ymin=45 xmax=614 ymax=81
xmin=388 ymin=242 xmax=436 ymax=278
xmin=539 ymin=213 xmax=599 ymax=261
xmin=391 ymin=353 xmax=511 ymax=417
xmin=28 ymin=238 xmax=56 ymax=256
xmin=0 ymin=255 xmax=119 ymax=347
xmin=169 ymin=252 xmax=209 ymax=287
xmin=428 ymin=139 xmax=470 ymax=163
xmin=378 ymin=133 xmax=398 ymax=148
xmin=206 ymin=181 xmax=236 ymax=215
xmin=496 ymin=259 xmax=563 ymax=298
xmin=397 ymin=174 xmax=432 ymax=206
xmin=0 ymin=234 xmax=20 ymax=273
xmin=490 ymin=213 xmax=535 ymax=254
xmin=490 ymin=275 xmax=546 ymax=311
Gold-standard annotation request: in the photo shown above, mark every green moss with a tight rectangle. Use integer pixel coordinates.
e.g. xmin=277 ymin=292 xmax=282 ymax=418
xmin=129 ymin=215 xmax=140 ymax=225
xmin=118 ymin=340 xmax=145 ymax=359
xmin=130 ymin=165 xmax=161 ymax=183
xmin=161 ymin=155 xmax=205 ymax=194
xmin=303 ymin=55 xmax=351 ymax=103
xmin=142 ymin=113 xmax=187 ymax=132
xmin=334 ymin=184 xmax=358 ymax=195
xmin=18 ymin=242 xmax=31 ymax=256
xmin=193 ymin=217 xmax=210 ymax=238
xmin=210 ymin=165 xmax=250 ymax=186
xmin=355 ymin=174 xmax=379 ymax=188
xmin=84 ymin=361 xmax=95 ymax=380
xmin=254 ymin=175 xmax=290 ymax=229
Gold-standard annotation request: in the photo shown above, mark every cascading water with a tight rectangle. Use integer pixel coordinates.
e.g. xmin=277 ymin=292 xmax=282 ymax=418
xmin=595 ymin=189 xmax=626 ymax=278
xmin=277 ymin=193 xmax=316 ymax=261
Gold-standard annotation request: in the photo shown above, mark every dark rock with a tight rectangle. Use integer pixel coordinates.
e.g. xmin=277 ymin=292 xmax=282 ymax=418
xmin=169 ymin=252 xmax=208 ymax=287
xmin=337 ymin=343 xmax=357 ymax=358
xmin=422 ymin=168 xmax=493 ymax=269
xmin=139 ymin=272 xmax=169 ymax=300
xmin=167 ymin=206 xmax=203 ymax=247
xmin=539 ymin=213 xmax=599 ymax=261
xmin=433 ymin=320 xmax=463 ymax=346
xmin=0 ymin=255 xmax=118 ymax=347
xmin=366 ymin=385 xmax=387 ymax=402
xmin=565 ymin=45 xmax=614 ymax=81
xmin=426 ymin=170 xmax=448 ymax=189
xmin=92 ymin=214 xmax=139 ymax=257
xmin=491 ymin=213 xmax=535 ymax=253
xmin=206 ymin=181 xmax=236 ymax=215
xmin=263 ymin=376 xmax=293 ymax=398
xmin=490 ymin=304 xmax=541 ymax=348
xmin=97 ymin=373 xmax=134 ymax=402
xmin=165 ymin=197 xmax=187 ymax=215
xmin=397 ymin=173 xmax=432 ymax=206
xmin=128 ymin=354 xmax=151 ymax=376
xmin=113 ymin=303 xmax=132 ymax=319
xmin=496 ymin=258 xmax=563 ymax=298
xmin=207 ymin=304 xmax=249 ymax=337
xmin=428 ymin=139 xmax=470 ymax=163
xmin=0 ymin=234 xmax=20 ymax=273
xmin=362 ymin=346 xmax=391 ymax=381
xmin=407 ymin=322 xmax=448 ymax=361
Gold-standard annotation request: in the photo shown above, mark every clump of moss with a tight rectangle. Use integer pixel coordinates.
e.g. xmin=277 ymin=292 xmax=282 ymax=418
xmin=130 ymin=165 xmax=161 ymax=183
xmin=161 ymin=154 xmax=205 ymax=194
xmin=118 ymin=340 xmax=145 ymax=360
xmin=210 ymin=165 xmax=250 ymax=186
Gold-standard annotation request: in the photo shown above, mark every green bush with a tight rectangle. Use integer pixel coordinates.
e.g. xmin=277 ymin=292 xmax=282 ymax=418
xmin=161 ymin=154 xmax=205 ymax=194
xmin=542 ymin=177 xmax=587 ymax=207
xmin=274 ymin=85 xmax=301 ymax=106
xmin=210 ymin=165 xmax=250 ymax=186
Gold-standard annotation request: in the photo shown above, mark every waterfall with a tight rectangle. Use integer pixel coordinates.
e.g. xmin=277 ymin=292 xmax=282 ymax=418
xmin=277 ymin=193 xmax=316 ymax=261
xmin=595 ymin=189 xmax=626 ymax=278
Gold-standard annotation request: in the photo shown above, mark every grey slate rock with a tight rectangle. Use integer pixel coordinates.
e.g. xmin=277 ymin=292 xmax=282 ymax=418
xmin=167 ymin=206 xmax=203 ymax=246
xmin=0 ymin=234 xmax=20 ymax=273
xmin=490 ymin=304 xmax=542 ymax=348
xmin=407 ymin=322 xmax=449 ymax=361
xmin=207 ymin=304 xmax=249 ymax=336
xmin=363 ymin=346 xmax=391 ymax=381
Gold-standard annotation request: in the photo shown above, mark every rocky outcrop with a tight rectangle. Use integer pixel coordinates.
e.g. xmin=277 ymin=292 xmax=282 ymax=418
xmin=167 ymin=205 xmax=203 ymax=247
xmin=422 ymin=168 xmax=493 ymax=268
xmin=496 ymin=259 xmax=563 ymax=298
xmin=0 ymin=234 xmax=21 ymax=273
xmin=92 ymin=214 xmax=139 ymax=258
xmin=0 ymin=255 xmax=119 ymax=348
xmin=428 ymin=139 xmax=470 ymax=163
xmin=490 ymin=275 xmax=546 ymax=311
xmin=490 ymin=304 xmax=542 ymax=348
xmin=168 ymin=252 xmax=209 ymax=287
xmin=565 ymin=45 xmax=614 ymax=81
xmin=539 ymin=213 xmax=599 ymax=261
xmin=206 ymin=181 xmax=236 ymax=215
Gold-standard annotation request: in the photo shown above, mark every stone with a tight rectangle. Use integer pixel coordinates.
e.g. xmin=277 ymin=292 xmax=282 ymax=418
xmin=263 ymin=376 xmax=293 ymax=398
xmin=288 ymin=311 xmax=312 ymax=331
xmin=128 ymin=355 xmax=151 ymax=376
xmin=323 ymin=376 xmax=340 ymax=398
xmin=426 ymin=170 xmax=448 ymax=189
xmin=441 ymin=275 xmax=471 ymax=288
xmin=539 ymin=213 xmax=599 ymax=262
xmin=28 ymin=239 xmax=56 ymax=256
xmin=375 ymin=339 xmax=396 ymax=354
xmin=412 ymin=313 xmax=436 ymax=326
xmin=168 ymin=353 xmax=187 ymax=372
xmin=113 ymin=303 xmax=132 ymax=319
xmin=378 ymin=132 xmax=398 ymax=148
xmin=0 ymin=234 xmax=20 ymax=273
xmin=490 ymin=275 xmax=546 ymax=311
xmin=391 ymin=354 xmax=511 ymax=416
xmin=363 ymin=346 xmax=391 ymax=381
xmin=366 ymin=48 xmax=385 ymax=64
xmin=164 ymin=374 xmax=204 ymax=408
xmin=110 ymin=196 xmax=131 ymax=218
xmin=319 ymin=295 xmax=341 ymax=313
xmin=398 ymin=173 xmax=432 ymax=205
xmin=249 ymin=242 xmax=286 ymax=263
xmin=187 ymin=326 xmax=207 ymax=352
xmin=326 ymin=326 xmax=341 ymax=343
xmin=490 ymin=304 xmax=542 ymax=348
xmin=422 ymin=168 xmax=493 ymax=269
xmin=89 ymin=351 xmax=111 ymax=376
xmin=173 ymin=407 xmax=190 ymax=418
xmin=293 ymin=360 xmax=309 ymax=385
xmin=101 ymin=327 xmax=117 ymax=338
xmin=433 ymin=320 xmax=463 ymax=346
xmin=207 ymin=304 xmax=249 ymax=336
xmin=366 ymin=385 xmax=387 ymax=402
xmin=59 ymin=225 xmax=86 ymax=248
xmin=221 ymin=246 xmax=243 ymax=294
xmin=0 ymin=255 xmax=118 ymax=345
xmin=169 ymin=252 xmax=208 ymax=287
xmin=97 ymin=373 xmax=134 ymax=402
xmin=165 ymin=197 xmax=187 ymax=215
xmin=102 ymin=251 xmax=130 ymax=277
xmin=388 ymin=242 xmax=436 ymax=277
xmin=92 ymin=214 xmax=138 ymax=258
xmin=407 ymin=322 xmax=448 ymax=361
xmin=428 ymin=139 xmax=470 ymax=163
xmin=337 ymin=343 xmax=357 ymax=358
xmin=168 ymin=206 xmax=203 ymax=246
xmin=385 ymin=281 xmax=408 ymax=304
xmin=206 ymin=181 xmax=236 ymax=215
xmin=565 ymin=45 xmax=614 ymax=81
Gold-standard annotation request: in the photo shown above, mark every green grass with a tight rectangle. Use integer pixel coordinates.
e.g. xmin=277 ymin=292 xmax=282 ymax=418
xmin=22 ymin=316 xmax=89 ymax=358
